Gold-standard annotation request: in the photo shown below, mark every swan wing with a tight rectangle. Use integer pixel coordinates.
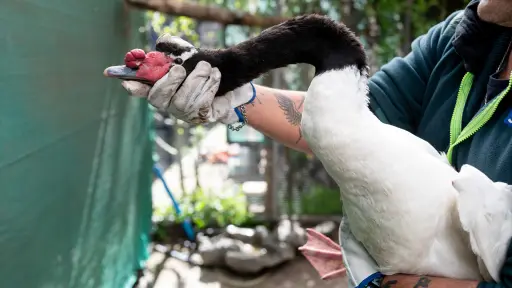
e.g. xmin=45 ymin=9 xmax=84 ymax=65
xmin=453 ymin=164 xmax=512 ymax=282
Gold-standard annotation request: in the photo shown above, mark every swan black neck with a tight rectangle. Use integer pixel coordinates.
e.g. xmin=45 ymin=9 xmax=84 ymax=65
xmin=183 ymin=14 xmax=368 ymax=96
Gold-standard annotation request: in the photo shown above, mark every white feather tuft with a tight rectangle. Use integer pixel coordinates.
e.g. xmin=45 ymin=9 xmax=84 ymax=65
xmin=454 ymin=164 xmax=512 ymax=282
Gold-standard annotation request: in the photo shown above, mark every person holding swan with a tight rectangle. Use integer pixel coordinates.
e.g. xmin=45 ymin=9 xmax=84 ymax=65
xmin=120 ymin=0 xmax=512 ymax=287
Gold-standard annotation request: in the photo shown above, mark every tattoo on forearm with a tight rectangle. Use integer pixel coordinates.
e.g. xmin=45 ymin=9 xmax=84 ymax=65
xmin=274 ymin=92 xmax=304 ymax=144
xmin=413 ymin=276 xmax=431 ymax=287
xmin=297 ymin=96 xmax=304 ymax=110
xmin=381 ymin=279 xmax=398 ymax=288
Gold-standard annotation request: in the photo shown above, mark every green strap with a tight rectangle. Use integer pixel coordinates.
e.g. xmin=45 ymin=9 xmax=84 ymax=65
xmin=447 ymin=71 xmax=512 ymax=164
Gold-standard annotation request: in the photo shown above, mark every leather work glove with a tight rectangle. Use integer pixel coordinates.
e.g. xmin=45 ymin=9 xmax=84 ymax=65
xmin=122 ymin=59 xmax=255 ymax=125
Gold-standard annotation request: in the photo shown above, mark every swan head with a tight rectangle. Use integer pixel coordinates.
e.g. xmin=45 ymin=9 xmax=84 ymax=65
xmin=155 ymin=34 xmax=198 ymax=62
xmin=103 ymin=34 xmax=198 ymax=85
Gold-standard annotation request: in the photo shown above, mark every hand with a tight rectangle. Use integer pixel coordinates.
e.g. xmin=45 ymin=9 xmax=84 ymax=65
xmin=380 ymin=275 xmax=478 ymax=288
xmin=121 ymin=54 xmax=254 ymax=124
xmin=340 ymin=219 xmax=481 ymax=288
xmin=379 ymin=240 xmax=512 ymax=288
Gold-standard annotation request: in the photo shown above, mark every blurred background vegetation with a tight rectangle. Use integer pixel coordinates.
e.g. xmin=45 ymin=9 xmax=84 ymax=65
xmin=141 ymin=0 xmax=470 ymax=68
xmin=141 ymin=0 xmax=471 ymax=226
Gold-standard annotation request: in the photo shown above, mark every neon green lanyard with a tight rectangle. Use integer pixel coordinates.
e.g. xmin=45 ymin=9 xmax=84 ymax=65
xmin=447 ymin=71 xmax=512 ymax=164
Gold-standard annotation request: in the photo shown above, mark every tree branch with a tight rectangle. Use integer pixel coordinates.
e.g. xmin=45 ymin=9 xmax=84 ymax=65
xmin=125 ymin=0 xmax=290 ymax=27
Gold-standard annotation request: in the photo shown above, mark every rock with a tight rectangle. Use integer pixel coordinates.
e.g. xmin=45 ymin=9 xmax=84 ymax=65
xmin=225 ymin=224 xmax=270 ymax=247
xmin=276 ymin=219 xmax=307 ymax=248
xmin=314 ymin=221 xmax=337 ymax=236
xmin=225 ymin=224 xmax=256 ymax=243
xmin=273 ymin=242 xmax=296 ymax=262
xmin=196 ymin=233 xmax=243 ymax=266
xmin=253 ymin=225 xmax=270 ymax=245
xmin=195 ymin=222 xmax=300 ymax=273
xmin=225 ymin=245 xmax=266 ymax=273
xmin=188 ymin=252 xmax=204 ymax=266
xmin=225 ymin=242 xmax=296 ymax=274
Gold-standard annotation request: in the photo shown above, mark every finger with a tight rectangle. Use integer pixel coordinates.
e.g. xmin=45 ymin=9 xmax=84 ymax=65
xmin=147 ymin=65 xmax=187 ymax=109
xmin=191 ymin=67 xmax=221 ymax=111
xmin=171 ymin=61 xmax=213 ymax=109
xmin=185 ymin=67 xmax=222 ymax=123
xmin=188 ymin=61 xmax=213 ymax=78
xmin=121 ymin=81 xmax=151 ymax=98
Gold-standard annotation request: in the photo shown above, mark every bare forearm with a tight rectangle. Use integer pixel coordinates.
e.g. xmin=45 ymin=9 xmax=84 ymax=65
xmin=244 ymin=84 xmax=311 ymax=153
xmin=381 ymin=275 xmax=479 ymax=288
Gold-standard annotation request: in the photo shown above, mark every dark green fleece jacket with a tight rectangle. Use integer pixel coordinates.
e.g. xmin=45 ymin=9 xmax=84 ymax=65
xmin=367 ymin=0 xmax=512 ymax=287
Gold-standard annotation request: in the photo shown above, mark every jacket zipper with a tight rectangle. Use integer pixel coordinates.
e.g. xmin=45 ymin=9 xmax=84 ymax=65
xmin=449 ymin=72 xmax=474 ymax=147
xmin=447 ymin=71 xmax=512 ymax=164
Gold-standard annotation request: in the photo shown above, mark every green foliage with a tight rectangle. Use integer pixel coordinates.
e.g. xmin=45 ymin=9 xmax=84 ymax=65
xmin=145 ymin=0 xmax=469 ymax=66
xmin=147 ymin=11 xmax=200 ymax=46
xmin=145 ymin=0 xmax=470 ymax=219
xmin=154 ymin=186 xmax=253 ymax=229
xmin=300 ymin=183 xmax=343 ymax=215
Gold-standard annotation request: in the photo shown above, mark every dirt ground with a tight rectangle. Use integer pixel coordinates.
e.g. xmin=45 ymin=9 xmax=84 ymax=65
xmin=138 ymin=249 xmax=347 ymax=288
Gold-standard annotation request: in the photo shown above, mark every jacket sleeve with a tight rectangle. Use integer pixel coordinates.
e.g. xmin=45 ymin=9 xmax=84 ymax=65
xmin=368 ymin=10 xmax=462 ymax=133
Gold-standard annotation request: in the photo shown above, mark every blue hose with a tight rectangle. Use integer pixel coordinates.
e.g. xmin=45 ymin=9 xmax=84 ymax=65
xmin=152 ymin=164 xmax=196 ymax=241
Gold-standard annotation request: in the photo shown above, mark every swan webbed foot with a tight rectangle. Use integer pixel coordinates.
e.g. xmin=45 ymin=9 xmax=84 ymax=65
xmin=298 ymin=228 xmax=346 ymax=280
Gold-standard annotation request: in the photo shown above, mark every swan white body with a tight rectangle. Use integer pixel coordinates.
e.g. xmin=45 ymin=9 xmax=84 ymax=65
xmin=454 ymin=164 xmax=512 ymax=281
xmin=301 ymin=67 xmax=483 ymax=279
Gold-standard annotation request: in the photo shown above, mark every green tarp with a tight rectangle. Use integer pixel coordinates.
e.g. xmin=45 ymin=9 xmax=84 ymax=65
xmin=0 ymin=1 xmax=153 ymax=287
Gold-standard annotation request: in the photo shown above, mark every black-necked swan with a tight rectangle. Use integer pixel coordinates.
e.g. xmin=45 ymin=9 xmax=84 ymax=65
xmin=104 ymin=14 xmax=511 ymax=282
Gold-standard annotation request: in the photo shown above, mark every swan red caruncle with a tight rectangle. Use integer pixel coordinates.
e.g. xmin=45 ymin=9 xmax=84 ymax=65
xmin=103 ymin=49 xmax=173 ymax=85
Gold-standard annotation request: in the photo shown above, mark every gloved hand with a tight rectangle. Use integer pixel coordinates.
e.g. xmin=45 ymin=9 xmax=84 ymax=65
xmin=122 ymin=59 xmax=255 ymax=125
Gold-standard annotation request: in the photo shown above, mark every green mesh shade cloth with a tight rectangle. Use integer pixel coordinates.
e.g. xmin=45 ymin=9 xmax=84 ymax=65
xmin=0 ymin=1 xmax=153 ymax=287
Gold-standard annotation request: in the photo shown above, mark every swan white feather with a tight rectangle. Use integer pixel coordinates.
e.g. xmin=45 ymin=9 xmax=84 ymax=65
xmin=301 ymin=67 xmax=490 ymax=280
xmin=454 ymin=164 xmax=512 ymax=281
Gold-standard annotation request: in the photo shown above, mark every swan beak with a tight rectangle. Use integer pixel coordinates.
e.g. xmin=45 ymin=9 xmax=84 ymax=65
xmin=103 ymin=65 xmax=138 ymax=80
xmin=103 ymin=65 xmax=153 ymax=85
